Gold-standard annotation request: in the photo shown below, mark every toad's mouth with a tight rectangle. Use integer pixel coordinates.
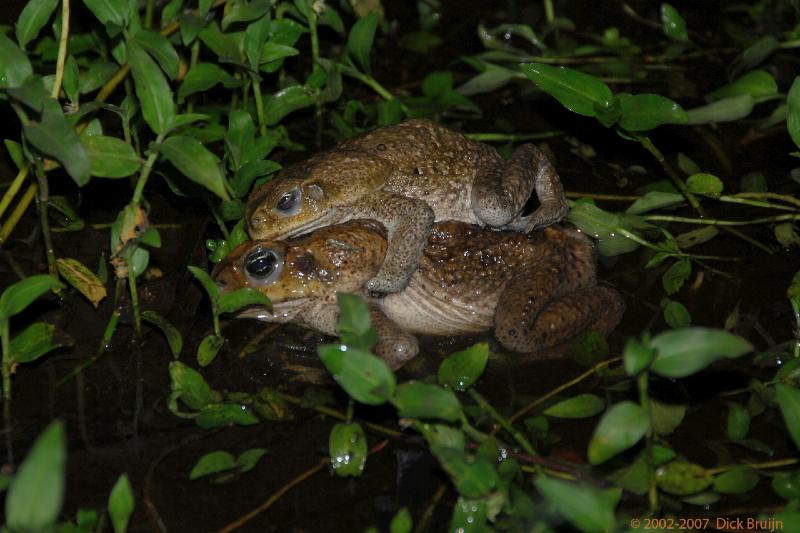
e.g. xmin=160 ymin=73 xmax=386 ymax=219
xmin=235 ymin=298 xmax=311 ymax=323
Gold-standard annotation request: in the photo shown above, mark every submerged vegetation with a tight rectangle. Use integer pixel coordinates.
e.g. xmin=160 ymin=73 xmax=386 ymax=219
xmin=0 ymin=0 xmax=800 ymax=531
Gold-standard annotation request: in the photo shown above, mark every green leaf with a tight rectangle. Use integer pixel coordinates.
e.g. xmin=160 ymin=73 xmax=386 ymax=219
xmin=686 ymin=94 xmax=754 ymax=124
xmin=686 ymin=173 xmax=723 ymax=198
xmin=62 ymin=55 xmax=80 ymax=102
xmin=318 ymin=344 xmax=396 ymax=405
xmin=131 ymin=30 xmax=179 ymax=80
xmin=708 ymin=70 xmax=778 ymax=102
xmin=83 ymin=0 xmax=128 ymax=28
xmin=335 ymin=293 xmax=377 ymax=351
xmin=128 ymin=42 xmax=176 ymax=135
xmin=588 ymin=401 xmax=650 ymax=465
xmin=617 ymin=93 xmax=688 ymax=131
xmin=390 ymin=507 xmax=412 ymax=533
xmin=437 ymin=342 xmax=489 ymax=391
xmin=197 ymin=334 xmax=225 ymax=367
xmin=662 ymin=259 xmax=691 ymax=295
xmin=725 ymin=401 xmax=749 ymax=441
xmin=159 ymin=136 xmax=230 ymax=201
xmin=189 ymin=451 xmax=237 ymax=479
xmin=195 ymin=402 xmax=259 ymax=428
xmin=221 ymin=0 xmax=271 ymax=30
xmin=178 ymin=63 xmax=240 ymax=101
xmin=626 ymin=191 xmax=684 ymax=215
xmin=0 ymin=274 xmax=63 ymax=321
xmin=0 ymin=33 xmax=33 ymax=88
xmin=566 ymin=202 xmax=643 ymax=256
xmin=650 ymin=327 xmax=752 ymax=378
xmin=714 ymin=466 xmax=758 ymax=495
xmin=24 ymin=100 xmax=91 ymax=186
xmin=739 ymin=35 xmax=779 ymax=72
xmin=9 ymin=322 xmax=70 ymax=364
xmin=218 ymin=288 xmax=272 ymax=314
xmin=236 ymin=448 xmax=267 ymax=473
xmin=244 ymin=15 xmax=270 ymax=71
xmin=107 ymin=474 xmax=134 ymax=533
xmin=16 ymin=0 xmax=59 ymax=49
xmin=259 ymin=42 xmax=299 ymax=65
xmin=663 ymin=300 xmax=691 ymax=328
xmin=142 ymin=310 xmax=183 ymax=359
xmin=656 ymin=461 xmax=713 ymax=495
xmin=776 ymin=384 xmax=800 ymax=450
xmin=169 ymin=361 xmax=219 ymax=411
xmin=80 ymin=61 xmax=119 ymax=94
xmin=5 ymin=421 xmax=66 ymax=531
xmin=787 ymin=77 xmax=800 ymax=150
xmin=450 ymin=497 xmax=488 ymax=532
xmin=329 ymin=422 xmax=368 ymax=477
xmin=263 ymin=85 xmax=315 ymax=125
xmin=623 ymin=336 xmax=656 ymax=376
xmin=347 ymin=11 xmax=378 ymax=74
xmin=535 ymin=476 xmax=620 ymax=533
xmin=82 ymin=135 xmax=140 ymax=178
xmin=521 ymin=63 xmax=612 ymax=117
xmin=544 ymin=394 xmax=605 ymax=419
xmin=392 ymin=382 xmax=462 ymax=422
xmin=772 ymin=473 xmax=800 ymax=500
xmin=650 ymin=399 xmax=686 ymax=435
xmin=660 ymin=3 xmax=689 ymax=42
xmin=432 ymin=447 xmax=497 ymax=498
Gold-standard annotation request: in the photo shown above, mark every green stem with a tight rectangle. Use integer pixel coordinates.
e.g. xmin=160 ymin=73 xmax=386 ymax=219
xmin=34 ymin=163 xmax=59 ymax=279
xmin=277 ymin=392 xmax=404 ymax=437
xmin=637 ymin=372 xmax=658 ymax=513
xmin=466 ymin=131 xmax=564 ymax=142
xmin=51 ymin=0 xmax=70 ymax=99
xmin=308 ymin=7 xmax=323 ymax=146
xmin=644 ymin=213 xmax=800 ymax=227
xmin=468 ymin=389 xmax=537 ymax=456
xmin=212 ymin=308 xmax=221 ymax=337
xmin=186 ymin=40 xmax=201 ymax=114
xmin=144 ymin=0 xmax=155 ymax=29
xmin=131 ymin=132 xmax=166 ymax=205
xmin=250 ymin=72 xmax=266 ymax=137
xmin=718 ymin=195 xmax=800 ymax=212
xmin=611 ymin=226 xmax=740 ymax=262
xmin=206 ymin=200 xmax=230 ymax=240
xmin=1 ymin=318 xmax=13 ymax=465
xmin=543 ymin=0 xmax=555 ymax=24
xmin=128 ymin=271 xmax=142 ymax=338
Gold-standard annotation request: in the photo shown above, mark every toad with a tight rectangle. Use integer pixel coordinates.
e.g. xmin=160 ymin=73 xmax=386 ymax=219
xmin=213 ymin=220 xmax=623 ymax=368
xmin=246 ymin=119 xmax=568 ymax=294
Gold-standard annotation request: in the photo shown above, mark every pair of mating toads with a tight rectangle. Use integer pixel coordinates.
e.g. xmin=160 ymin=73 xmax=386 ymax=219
xmin=213 ymin=119 xmax=624 ymax=368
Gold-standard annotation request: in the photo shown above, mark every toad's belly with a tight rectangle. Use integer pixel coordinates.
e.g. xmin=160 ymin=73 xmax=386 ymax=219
xmin=379 ymin=275 xmax=498 ymax=336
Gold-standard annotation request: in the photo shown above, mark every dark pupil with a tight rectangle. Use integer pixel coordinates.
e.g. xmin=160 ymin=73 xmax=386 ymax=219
xmin=245 ymin=250 xmax=277 ymax=278
xmin=277 ymin=190 xmax=298 ymax=211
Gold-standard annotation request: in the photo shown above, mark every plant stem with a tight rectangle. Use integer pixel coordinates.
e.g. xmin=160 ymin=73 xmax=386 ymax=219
xmin=128 ymin=272 xmax=142 ymax=338
xmin=611 ymin=225 xmax=739 ymax=262
xmin=0 ymin=184 xmax=37 ymax=245
xmin=1 ymin=318 xmax=13 ymax=465
xmin=466 ymin=131 xmax=564 ymax=142
xmin=33 ymin=164 xmax=59 ymax=279
xmin=131 ymin=132 xmax=166 ymax=204
xmin=144 ymin=0 xmax=155 ymax=29
xmin=51 ymin=0 xmax=70 ymax=99
xmin=543 ymin=0 xmax=555 ymax=24
xmin=734 ymin=192 xmax=800 ymax=208
xmin=278 ymin=392 xmax=403 ymax=437
xmin=637 ymin=372 xmax=658 ymax=513
xmin=644 ymin=213 xmax=800 ymax=227
xmin=250 ymin=72 xmax=267 ymax=137
xmin=718 ymin=195 xmax=800 ymax=212
xmin=206 ymin=199 xmax=230 ymax=240
xmin=468 ymin=389 xmax=537 ymax=456
xmin=0 ymin=165 xmax=30 ymax=221
xmin=308 ymin=6 xmax=323 ymax=147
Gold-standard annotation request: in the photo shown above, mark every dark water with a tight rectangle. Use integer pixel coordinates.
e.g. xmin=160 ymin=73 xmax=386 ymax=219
xmin=1 ymin=0 xmax=798 ymax=531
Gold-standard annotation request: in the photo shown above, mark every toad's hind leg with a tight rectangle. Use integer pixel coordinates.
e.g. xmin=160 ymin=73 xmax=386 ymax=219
xmin=496 ymin=286 xmax=624 ymax=352
xmin=370 ymin=306 xmax=419 ymax=369
xmin=471 ymin=144 xmax=568 ymax=231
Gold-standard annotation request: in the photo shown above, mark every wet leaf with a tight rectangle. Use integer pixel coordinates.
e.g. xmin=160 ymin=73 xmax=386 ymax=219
xmin=686 ymin=94 xmax=754 ymax=124
xmin=0 ymin=274 xmax=63 ymax=320
xmin=16 ymin=0 xmax=59 ymax=49
xmin=726 ymin=402 xmax=750 ymax=441
xmin=9 ymin=322 xmax=71 ymax=364
xmin=329 ymin=422 xmax=367 ymax=477
xmin=237 ymin=448 xmax=267 ymax=473
xmin=197 ymin=334 xmax=225 ymax=367
xmin=662 ymin=259 xmax=691 ymax=295
xmin=128 ymin=42 xmax=176 ymax=135
xmin=347 ymin=11 xmax=378 ymax=73
xmin=24 ymin=100 xmax=91 ymax=186
xmin=107 ymin=474 xmax=134 ymax=533
xmin=82 ymin=134 xmax=141 ymax=179
xmin=390 ymin=507 xmax=412 ymax=533
xmin=535 ymin=476 xmax=620 ymax=533
xmin=588 ymin=401 xmax=650 ymax=465
xmin=663 ymin=299 xmax=691 ymax=328
xmin=169 ymin=361 xmax=219 ymax=411
xmin=196 ymin=403 xmax=259 ymax=428
xmin=218 ymin=288 xmax=272 ymax=314
xmin=83 ymin=0 xmax=128 ymax=28
xmin=56 ymin=257 xmax=107 ymax=308
xmin=392 ymin=382 xmax=462 ymax=422
xmin=5 ymin=421 xmax=65 ymax=531
xmin=418 ymin=423 xmax=465 ymax=453
xmin=335 ymin=293 xmax=377 ymax=351
xmin=708 ymin=70 xmax=778 ymax=102
xmin=623 ymin=336 xmax=656 ymax=376
xmin=544 ymin=394 xmax=605 ymax=419
xmin=142 ymin=310 xmax=182 ymax=359
xmin=775 ymin=384 xmax=800 ymax=450
xmin=158 ymin=136 xmax=230 ymax=201
xmin=788 ymin=77 xmax=800 ymax=150
xmin=682 ymin=492 xmax=719 ymax=506
xmin=660 ymin=3 xmax=689 ymax=42
xmin=264 ymin=85 xmax=315 ymax=126
xmin=450 ymin=497 xmax=488 ymax=532
xmin=772 ymin=473 xmax=800 ymax=500
xmin=438 ymin=342 xmax=489 ymax=391
xmin=318 ymin=344 xmax=396 ymax=405
xmin=617 ymin=93 xmax=688 ymax=131
xmin=656 ymin=461 xmax=713 ymax=495
xmin=0 ymin=33 xmax=33 ymax=88
xmin=566 ymin=202 xmax=642 ymax=256
xmin=650 ymin=327 xmax=752 ymax=378
xmin=714 ymin=466 xmax=759 ymax=494
xmin=190 ymin=451 xmax=236 ymax=479
xmin=522 ymin=63 xmax=612 ymax=117
xmin=254 ymin=388 xmax=292 ymax=421
xmin=432 ymin=447 xmax=497 ymax=498
xmin=686 ymin=173 xmax=723 ymax=198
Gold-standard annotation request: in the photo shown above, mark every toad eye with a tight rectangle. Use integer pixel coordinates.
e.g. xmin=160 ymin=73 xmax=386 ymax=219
xmin=244 ymin=248 xmax=283 ymax=285
xmin=276 ymin=188 xmax=301 ymax=215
